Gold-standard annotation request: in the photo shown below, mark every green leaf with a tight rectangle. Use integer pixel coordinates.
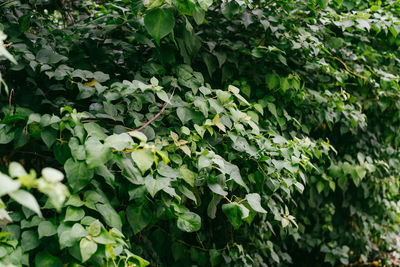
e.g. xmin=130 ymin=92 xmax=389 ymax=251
xmin=84 ymin=122 xmax=107 ymax=140
xmin=64 ymin=159 xmax=94 ymax=193
xmin=144 ymin=8 xmax=175 ymax=45
xmin=176 ymin=211 xmax=201 ymax=232
xmin=265 ymin=73 xmax=280 ymax=89
xmin=246 ymin=193 xmax=267 ymax=213
xmin=104 ymin=133 xmax=133 ymax=151
xmin=21 ymin=230 xmax=40 ymax=252
xmin=127 ymin=203 xmax=152 ymax=234
xmin=85 ymin=137 xmax=112 ymax=168
xmin=80 ymin=238 xmax=98 ymax=262
xmin=38 ymin=221 xmax=57 ymax=238
xmin=0 ymin=173 xmax=21 ymax=196
xmin=145 ymin=176 xmax=170 ymax=197
xmin=96 ymin=203 xmax=122 ymax=231
xmin=35 ymin=251 xmax=62 ymax=267
xmin=222 ymin=202 xmax=244 ymax=229
xmin=129 ymin=131 xmax=148 ymax=143
xmin=173 ymin=0 xmax=195 ymax=15
xmin=131 ymin=149 xmax=154 ymax=174
xmin=316 ymin=181 xmax=325 ymax=193
xmin=65 ymin=206 xmax=85 ymax=222
xmin=92 ymin=228 xmax=115 ymax=244
xmin=88 ymin=220 xmax=102 ymax=237
xmin=179 ymin=165 xmax=196 ymax=187
xmin=197 ymin=0 xmax=212 ymax=10
xmin=71 ymin=223 xmax=89 ymax=239
xmin=208 ymin=182 xmax=228 ymax=196
xmin=41 ymin=129 xmax=57 ymax=148
xmin=10 ymin=190 xmax=42 ymax=217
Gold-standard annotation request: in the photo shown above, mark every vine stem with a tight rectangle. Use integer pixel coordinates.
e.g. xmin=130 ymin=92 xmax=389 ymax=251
xmin=125 ymin=87 xmax=176 ymax=132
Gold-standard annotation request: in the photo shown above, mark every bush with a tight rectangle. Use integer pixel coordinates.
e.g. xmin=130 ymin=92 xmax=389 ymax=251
xmin=1 ymin=0 xmax=400 ymax=265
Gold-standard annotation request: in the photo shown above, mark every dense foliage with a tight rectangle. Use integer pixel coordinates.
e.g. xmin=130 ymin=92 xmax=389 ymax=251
xmin=1 ymin=0 xmax=400 ymax=266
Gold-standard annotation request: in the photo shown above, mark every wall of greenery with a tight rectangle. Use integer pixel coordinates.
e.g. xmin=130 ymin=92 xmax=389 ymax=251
xmin=1 ymin=0 xmax=400 ymax=266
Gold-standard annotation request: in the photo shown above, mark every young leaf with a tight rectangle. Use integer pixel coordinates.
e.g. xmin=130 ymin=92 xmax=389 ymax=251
xmin=80 ymin=238 xmax=98 ymax=262
xmin=131 ymin=149 xmax=154 ymax=174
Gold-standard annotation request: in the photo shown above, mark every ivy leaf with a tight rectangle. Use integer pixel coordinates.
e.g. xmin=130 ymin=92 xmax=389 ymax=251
xmin=65 ymin=206 xmax=85 ymax=222
xmin=176 ymin=211 xmax=201 ymax=232
xmin=21 ymin=230 xmax=40 ymax=252
xmin=127 ymin=203 xmax=152 ymax=234
xmin=38 ymin=221 xmax=57 ymax=238
xmin=85 ymin=137 xmax=112 ymax=169
xmin=145 ymin=176 xmax=170 ymax=197
xmin=222 ymin=202 xmax=244 ymax=229
xmin=208 ymin=182 xmax=228 ymax=196
xmin=9 ymin=190 xmax=42 ymax=217
xmin=144 ymin=8 xmax=175 ymax=45
xmin=197 ymin=0 xmax=212 ymax=10
xmin=64 ymin=159 xmax=94 ymax=193
xmin=96 ymin=203 xmax=122 ymax=231
xmin=246 ymin=193 xmax=267 ymax=213
xmin=105 ymin=133 xmax=133 ymax=151
xmin=34 ymin=251 xmax=62 ymax=267
xmin=89 ymin=220 xmax=102 ymax=237
xmin=80 ymin=238 xmax=98 ymax=262
xmin=131 ymin=149 xmax=154 ymax=174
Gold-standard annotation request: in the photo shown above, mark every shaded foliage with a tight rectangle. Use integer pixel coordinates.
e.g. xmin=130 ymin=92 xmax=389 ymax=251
xmin=0 ymin=0 xmax=400 ymax=266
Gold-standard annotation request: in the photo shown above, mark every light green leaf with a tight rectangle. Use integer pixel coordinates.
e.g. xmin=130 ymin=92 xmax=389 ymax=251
xmin=128 ymin=131 xmax=148 ymax=143
xmin=198 ymin=0 xmax=213 ymax=10
xmin=179 ymin=166 xmax=197 ymax=187
xmin=89 ymin=220 xmax=102 ymax=237
xmin=80 ymin=238 xmax=98 ymax=262
xmin=85 ymin=137 xmax=112 ymax=169
xmin=131 ymin=149 xmax=154 ymax=174
xmin=145 ymin=176 xmax=170 ymax=197
xmin=208 ymin=183 xmax=228 ymax=196
xmin=38 ymin=221 xmax=57 ymax=238
xmin=105 ymin=133 xmax=133 ymax=151
xmin=246 ymin=193 xmax=267 ymax=213
xmin=65 ymin=206 xmax=85 ymax=222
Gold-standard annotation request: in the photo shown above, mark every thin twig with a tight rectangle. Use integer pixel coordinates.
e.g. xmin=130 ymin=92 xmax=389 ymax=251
xmin=126 ymin=88 xmax=176 ymax=132
xmin=3 ymin=42 xmax=13 ymax=48
xmin=328 ymin=56 xmax=367 ymax=80
xmin=196 ymin=232 xmax=205 ymax=250
xmin=8 ymin=88 xmax=15 ymax=115
xmin=0 ymin=0 xmax=15 ymax=8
